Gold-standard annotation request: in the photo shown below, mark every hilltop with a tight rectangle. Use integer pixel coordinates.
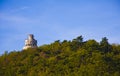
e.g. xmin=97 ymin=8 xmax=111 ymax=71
xmin=0 ymin=36 xmax=120 ymax=76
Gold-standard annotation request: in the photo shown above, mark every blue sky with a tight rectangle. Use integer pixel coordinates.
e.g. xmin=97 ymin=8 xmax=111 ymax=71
xmin=0 ymin=0 xmax=120 ymax=54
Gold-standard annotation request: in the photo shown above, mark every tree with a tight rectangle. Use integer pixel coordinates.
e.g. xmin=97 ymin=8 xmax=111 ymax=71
xmin=83 ymin=39 xmax=99 ymax=51
xmin=72 ymin=35 xmax=83 ymax=43
xmin=71 ymin=35 xmax=84 ymax=51
xmin=0 ymin=36 xmax=120 ymax=76
xmin=100 ymin=37 xmax=111 ymax=53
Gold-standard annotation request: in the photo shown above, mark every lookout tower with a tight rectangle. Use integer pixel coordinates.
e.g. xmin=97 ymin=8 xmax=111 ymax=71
xmin=23 ymin=34 xmax=37 ymax=50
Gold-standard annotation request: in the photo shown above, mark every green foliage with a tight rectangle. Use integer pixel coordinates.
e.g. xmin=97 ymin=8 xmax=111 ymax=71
xmin=100 ymin=37 xmax=112 ymax=53
xmin=0 ymin=36 xmax=120 ymax=76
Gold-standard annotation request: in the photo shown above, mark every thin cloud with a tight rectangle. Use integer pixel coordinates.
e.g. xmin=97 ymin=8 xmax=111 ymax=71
xmin=0 ymin=13 xmax=39 ymax=23
xmin=20 ymin=6 xmax=29 ymax=10
xmin=0 ymin=14 xmax=29 ymax=23
xmin=10 ymin=6 xmax=30 ymax=13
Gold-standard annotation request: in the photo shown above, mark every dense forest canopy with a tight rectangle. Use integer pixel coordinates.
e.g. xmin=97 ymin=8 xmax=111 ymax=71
xmin=0 ymin=36 xmax=120 ymax=76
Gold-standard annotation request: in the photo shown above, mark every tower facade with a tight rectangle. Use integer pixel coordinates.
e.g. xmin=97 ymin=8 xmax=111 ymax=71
xmin=23 ymin=34 xmax=37 ymax=50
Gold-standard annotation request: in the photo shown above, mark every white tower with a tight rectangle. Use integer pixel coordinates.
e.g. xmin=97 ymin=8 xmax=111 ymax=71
xmin=23 ymin=34 xmax=37 ymax=50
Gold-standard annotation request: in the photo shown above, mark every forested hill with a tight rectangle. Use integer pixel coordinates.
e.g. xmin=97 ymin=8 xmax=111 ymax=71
xmin=0 ymin=36 xmax=120 ymax=76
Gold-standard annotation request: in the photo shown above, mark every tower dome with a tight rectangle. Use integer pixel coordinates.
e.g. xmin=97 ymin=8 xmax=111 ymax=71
xmin=23 ymin=34 xmax=37 ymax=50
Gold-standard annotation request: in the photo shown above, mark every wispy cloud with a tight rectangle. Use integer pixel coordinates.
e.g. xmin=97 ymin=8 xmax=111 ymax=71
xmin=10 ymin=6 xmax=29 ymax=13
xmin=0 ymin=13 xmax=39 ymax=23
xmin=20 ymin=6 xmax=29 ymax=10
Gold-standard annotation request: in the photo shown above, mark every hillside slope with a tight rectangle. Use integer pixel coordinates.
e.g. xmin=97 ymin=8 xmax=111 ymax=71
xmin=0 ymin=36 xmax=120 ymax=76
